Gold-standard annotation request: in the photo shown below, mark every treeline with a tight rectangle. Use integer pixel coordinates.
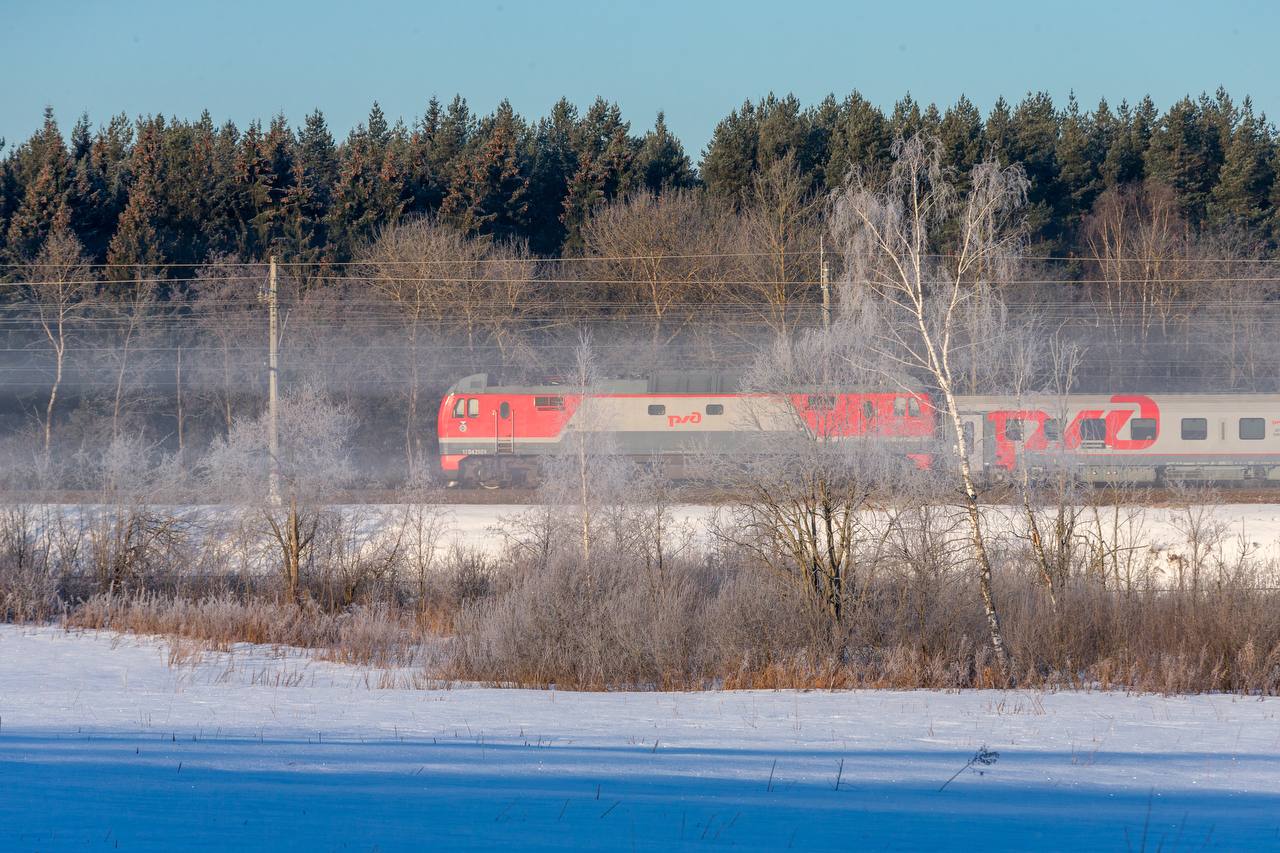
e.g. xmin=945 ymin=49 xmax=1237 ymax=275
xmin=2 ymin=88 xmax=1278 ymax=268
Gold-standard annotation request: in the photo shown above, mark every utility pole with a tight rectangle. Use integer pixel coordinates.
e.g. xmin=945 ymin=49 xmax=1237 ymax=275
xmin=267 ymin=255 xmax=280 ymax=505
xmin=819 ymin=238 xmax=831 ymax=332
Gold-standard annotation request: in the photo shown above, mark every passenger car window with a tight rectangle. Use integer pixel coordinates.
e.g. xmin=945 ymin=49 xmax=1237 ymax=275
xmin=1130 ymin=417 xmax=1156 ymax=441
xmin=1239 ymin=417 xmax=1265 ymax=440
xmin=648 ymin=404 xmax=666 ymax=416
xmin=1181 ymin=418 xmax=1207 ymax=440
xmin=705 ymin=404 xmax=724 ymax=415
xmin=1080 ymin=418 xmax=1106 ymax=443
xmin=467 ymin=399 xmax=479 ymax=418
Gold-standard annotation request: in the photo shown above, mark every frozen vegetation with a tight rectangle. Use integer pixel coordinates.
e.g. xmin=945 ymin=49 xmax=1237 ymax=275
xmin=1 ymin=625 xmax=1277 ymax=851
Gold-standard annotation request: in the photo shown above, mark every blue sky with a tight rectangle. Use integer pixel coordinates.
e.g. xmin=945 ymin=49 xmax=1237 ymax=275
xmin=2 ymin=0 xmax=1276 ymax=159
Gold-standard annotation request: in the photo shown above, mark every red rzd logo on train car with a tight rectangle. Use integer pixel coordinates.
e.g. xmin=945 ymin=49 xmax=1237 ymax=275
xmin=989 ymin=394 xmax=1159 ymax=469
xmin=667 ymin=412 xmax=702 ymax=428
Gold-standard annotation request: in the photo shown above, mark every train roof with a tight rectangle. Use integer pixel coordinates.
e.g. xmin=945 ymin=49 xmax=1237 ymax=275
xmin=446 ymin=370 xmax=745 ymax=396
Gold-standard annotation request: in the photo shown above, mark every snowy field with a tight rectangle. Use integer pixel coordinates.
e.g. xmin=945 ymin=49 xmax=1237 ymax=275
xmin=18 ymin=501 xmax=1280 ymax=575
xmin=1 ymin=626 xmax=1278 ymax=851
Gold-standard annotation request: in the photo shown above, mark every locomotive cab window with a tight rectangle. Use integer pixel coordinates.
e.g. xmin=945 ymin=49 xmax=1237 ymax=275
xmin=1181 ymin=418 xmax=1207 ymax=440
xmin=1239 ymin=417 xmax=1265 ymax=440
xmin=1004 ymin=420 xmax=1023 ymax=441
xmin=907 ymin=397 xmax=921 ymax=417
xmin=893 ymin=397 xmax=906 ymax=416
xmin=467 ymin=399 xmax=479 ymax=418
xmin=1130 ymin=418 xmax=1156 ymax=441
xmin=648 ymin=404 xmax=666 ymax=416
xmin=452 ymin=399 xmax=466 ymax=418
xmin=705 ymin=404 xmax=724 ymax=415
xmin=499 ymin=401 xmax=510 ymax=419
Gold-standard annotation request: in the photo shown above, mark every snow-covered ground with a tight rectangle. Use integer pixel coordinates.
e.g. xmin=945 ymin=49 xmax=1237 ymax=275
xmin=17 ymin=501 xmax=1280 ymax=578
xmin=1 ymin=626 xmax=1277 ymax=851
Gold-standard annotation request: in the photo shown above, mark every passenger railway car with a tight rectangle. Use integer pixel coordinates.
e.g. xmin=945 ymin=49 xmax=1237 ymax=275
xmin=956 ymin=393 xmax=1280 ymax=483
xmin=438 ymin=371 xmax=1280 ymax=487
xmin=437 ymin=371 xmax=933 ymax=487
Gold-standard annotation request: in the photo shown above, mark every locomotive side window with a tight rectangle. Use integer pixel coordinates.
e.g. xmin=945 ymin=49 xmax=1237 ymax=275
xmin=1045 ymin=418 xmax=1062 ymax=441
xmin=862 ymin=401 xmax=875 ymax=421
xmin=1080 ymin=418 xmax=1106 ymax=444
xmin=808 ymin=394 xmax=835 ymax=411
xmin=467 ymin=399 xmax=479 ymax=418
xmin=1239 ymin=417 xmax=1265 ymax=440
xmin=1181 ymin=418 xmax=1207 ymax=440
xmin=648 ymin=404 xmax=666 ymax=416
xmin=705 ymin=404 xmax=724 ymax=415
xmin=499 ymin=401 xmax=511 ymax=419
xmin=1130 ymin=418 xmax=1156 ymax=441
xmin=452 ymin=399 xmax=466 ymax=418
xmin=534 ymin=396 xmax=565 ymax=410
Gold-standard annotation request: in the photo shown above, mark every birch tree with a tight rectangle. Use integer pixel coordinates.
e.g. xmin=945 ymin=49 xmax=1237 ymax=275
xmin=829 ymin=135 xmax=1027 ymax=679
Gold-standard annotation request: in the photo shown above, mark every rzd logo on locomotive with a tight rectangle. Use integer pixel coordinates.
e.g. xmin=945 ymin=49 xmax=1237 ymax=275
xmin=667 ymin=412 xmax=702 ymax=428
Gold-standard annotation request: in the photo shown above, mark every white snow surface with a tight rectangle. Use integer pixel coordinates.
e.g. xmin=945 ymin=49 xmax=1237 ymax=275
xmin=1 ymin=626 xmax=1278 ymax=851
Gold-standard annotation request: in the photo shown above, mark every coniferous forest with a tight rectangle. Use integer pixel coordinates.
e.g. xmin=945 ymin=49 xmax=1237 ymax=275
xmin=2 ymin=89 xmax=1277 ymax=268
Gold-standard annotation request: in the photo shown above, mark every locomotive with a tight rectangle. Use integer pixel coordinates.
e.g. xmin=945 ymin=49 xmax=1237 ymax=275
xmin=437 ymin=372 xmax=1280 ymax=487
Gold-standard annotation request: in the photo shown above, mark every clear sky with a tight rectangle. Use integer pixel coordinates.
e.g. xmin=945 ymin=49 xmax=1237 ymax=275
xmin=2 ymin=0 xmax=1276 ymax=159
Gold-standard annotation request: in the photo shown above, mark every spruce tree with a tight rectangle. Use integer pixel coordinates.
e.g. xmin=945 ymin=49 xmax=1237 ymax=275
xmin=526 ymin=98 xmax=580 ymax=254
xmin=440 ymin=100 xmax=529 ymax=240
xmin=283 ymin=109 xmax=338 ymax=266
xmin=701 ymin=99 xmax=760 ymax=202
xmin=825 ymin=91 xmax=890 ymax=187
xmin=1145 ymin=95 xmax=1222 ymax=224
xmin=1208 ymin=98 xmax=1275 ymax=234
xmin=1009 ymin=92 xmax=1064 ymax=251
xmin=107 ymin=120 xmax=166 ymax=274
xmin=5 ymin=108 xmax=73 ymax=261
xmin=633 ymin=112 xmax=695 ymax=194
xmin=938 ymin=95 xmax=983 ymax=182
xmin=1056 ymin=95 xmax=1106 ymax=238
